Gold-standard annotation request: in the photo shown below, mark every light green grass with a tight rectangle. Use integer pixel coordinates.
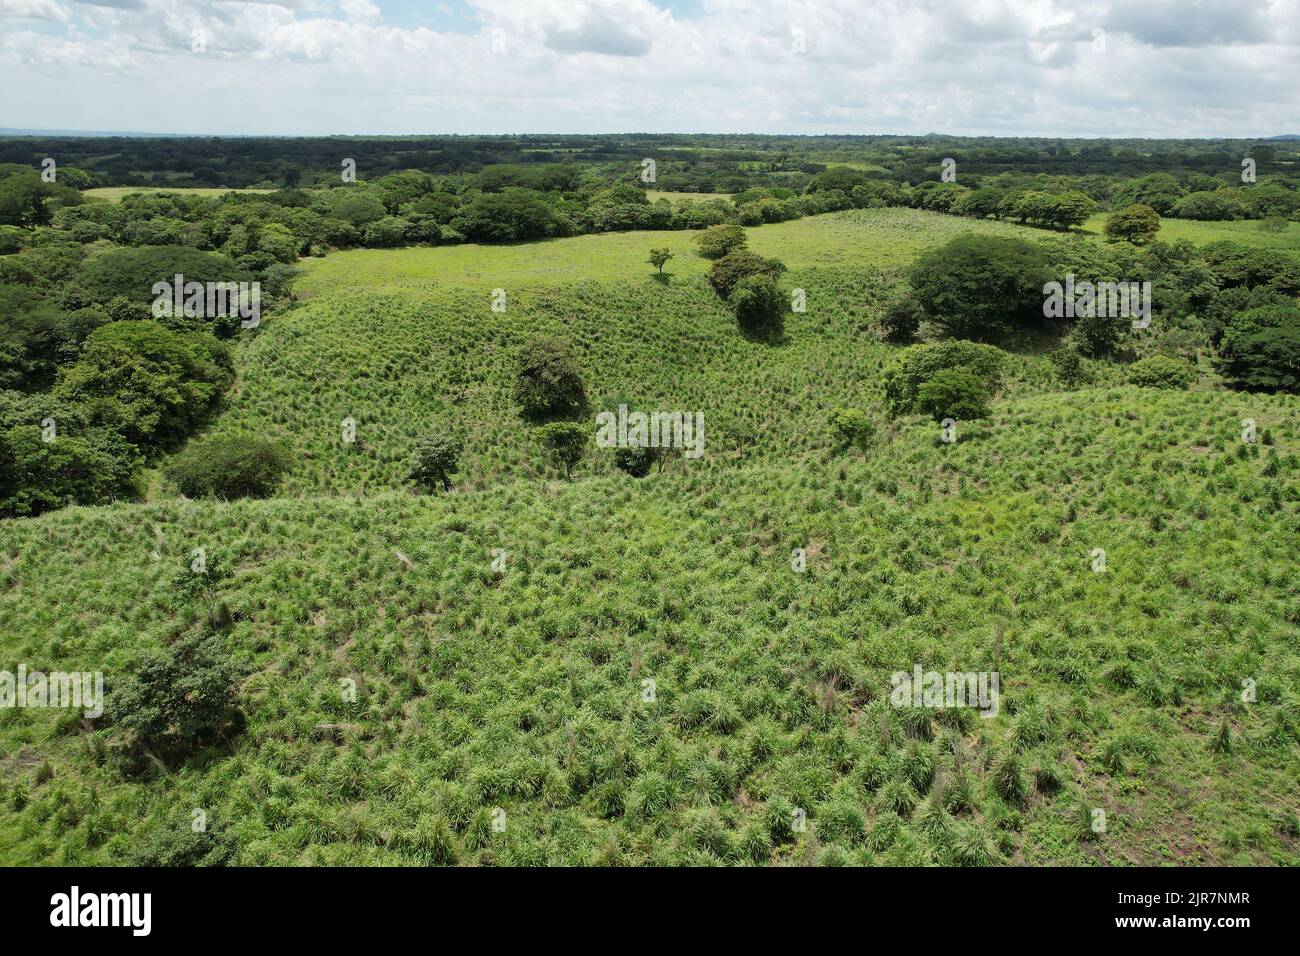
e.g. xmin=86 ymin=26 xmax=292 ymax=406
xmin=296 ymin=208 xmax=1041 ymax=298
xmin=1082 ymin=212 xmax=1300 ymax=256
xmin=85 ymin=186 xmax=274 ymax=203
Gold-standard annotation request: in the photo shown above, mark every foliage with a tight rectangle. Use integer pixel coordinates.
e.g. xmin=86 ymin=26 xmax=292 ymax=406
xmin=914 ymin=369 xmax=992 ymax=422
xmin=883 ymin=341 xmax=1006 ymax=416
xmin=1105 ymin=204 xmax=1162 ymax=245
xmin=1126 ymin=354 xmax=1193 ymax=390
xmin=165 ymin=435 xmax=290 ymax=499
xmin=907 ymin=235 xmax=1053 ymax=341
xmin=828 ymin=407 xmax=874 ymax=455
xmin=111 ymin=629 xmax=244 ymax=763
xmin=729 ymin=274 xmax=784 ymax=336
xmin=536 ymin=421 xmax=588 ymax=478
xmin=514 ymin=336 xmax=587 ymax=420
xmin=694 ymin=225 xmax=748 ymax=259
xmin=707 ymin=251 xmax=787 ymax=300
xmin=1216 ymin=305 xmax=1300 ymax=393
xmin=409 ymin=433 xmax=462 ymax=492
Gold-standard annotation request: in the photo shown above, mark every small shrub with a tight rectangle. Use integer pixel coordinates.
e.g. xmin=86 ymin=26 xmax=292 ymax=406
xmin=828 ymin=407 xmax=875 ymax=456
xmin=1127 ymin=354 xmax=1193 ymax=389
xmin=165 ymin=435 xmax=289 ymax=500
xmin=536 ymin=421 xmax=587 ymax=479
xmin=112 ymin=630 xmax=244 ymax=763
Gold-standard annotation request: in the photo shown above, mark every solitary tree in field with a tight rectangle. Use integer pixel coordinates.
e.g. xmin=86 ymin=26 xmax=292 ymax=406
xmin=537 ymin=421 xmax=587 ymax=479
xmin=409 ymin=433 xmax=462 ymax=492
xmin=1105 ymin=204 xmax=1161 ymax=245
xmin=648 ymin=248 xmax=673 ymax=275
xmin=514 ymin=336 xmax=587 ymax=419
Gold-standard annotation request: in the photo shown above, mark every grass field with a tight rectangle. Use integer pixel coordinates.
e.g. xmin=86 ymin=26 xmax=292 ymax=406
xmin=84 ymin=186 xmax=274 ymax=203
xmin=2 ymin=205 xmax=1298 ymax=867
xmin=1081 ymin=212 xmax=1300 ymax=256
xmin=295 ymin=208 xmax=1038 ymax=298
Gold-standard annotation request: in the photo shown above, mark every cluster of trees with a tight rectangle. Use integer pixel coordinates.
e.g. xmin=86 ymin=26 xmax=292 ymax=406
xmin=0 ymin=169 xmax=306 ymax=515
xmin=892 ymin=230 xmax=1300 ymax=396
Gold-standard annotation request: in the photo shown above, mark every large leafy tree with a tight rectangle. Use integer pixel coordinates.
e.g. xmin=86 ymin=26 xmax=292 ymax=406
xmin=54 ymin=320 xmax=233 ymax=451
xmin=1216 ymin=305 xmax=1300 ymax=393
xmin=906 ymin=235 xmax=1053 ymax=341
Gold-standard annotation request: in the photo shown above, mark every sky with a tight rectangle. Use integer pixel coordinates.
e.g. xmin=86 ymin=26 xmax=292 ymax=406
xmin=0 ymin=0 xmax=1296 ymax=137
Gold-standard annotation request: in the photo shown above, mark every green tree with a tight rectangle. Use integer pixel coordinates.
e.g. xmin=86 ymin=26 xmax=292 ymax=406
xmin=915 ymin=369 xmax=992 ymax=423
xmin=537 ymin=421 xmax=587 ymax=479
xmin=883 ymin=341 xmax=1006 ymax=416
xmin=829 ymin=407 xmax=875 ymax=456
xmin=409 ymin=433 xmax=462 ymax=492
xmin=907 ymin=236 xmax=1053 ymax=341
xmin=707 ymin=251 xmax=786 ymax=300
xmin=165 ymin=435 xmax=290 ymax=499
xmin=112 ymin=627 xmax=244 ymax=763
xmin=729 ymin=274 xmax=784 ymax=336
xmin=693 ymin=224 xmax=747 ymax=260
xmin=1105 ymin=204 xmax=1161 ymax=245
xmin=648 ymin=248 xmax=674 ymax=275
xmin=1216 ymin=305 xmax=1300 ymax=393
xmin=514 ymin=336 xmax=587 ymax=419
xmin=1126 ymin=354 xmax=1193 ymax=389
xmin=54 ymin=321 xmax=233 ymax=451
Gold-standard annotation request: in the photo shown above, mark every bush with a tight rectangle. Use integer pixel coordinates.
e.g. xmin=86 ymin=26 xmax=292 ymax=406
xmin=165 ymin=435 xmax=289 ymax=499
xmin=1048 ymin=345 xmax=1091 ymax=388
xmin=1126 ymin=354 xmax=1193 ymax=390
xmin=829 ymin=407 xmax=874 ymax=455
xmin=112 ymin=630 xmax=244 ymax=762
xmin=730 ymin=274 xmax=784 ymax=336
xmin=614 ymin=444 xmax=659 ymax=477
xmin=707 ymin=251 xmax=786 ymax=300
xmin=409 ymin=433 xmax=462 ymax=491
xmin=880 ymin=294 xmax=923 ymax=343
xmin=882 ymin=341 xmax=1006 ymax=416
xmin=694 ymin=224 xmax=748 ymax=259
xmin=536 ymin=421 xmax=587 ymax=479
xmin=513 ymin=336 xmax=587 ymax=419
xmin=914 ymin=369 xmax=992 ymax=423
xmin=906 ymin=235 xmax=1053 ymax=341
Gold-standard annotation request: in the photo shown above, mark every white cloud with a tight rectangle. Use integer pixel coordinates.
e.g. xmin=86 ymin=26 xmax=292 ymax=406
xmin=0 ymin=0 xmax=1295 ymax=135
xmin=0 ymin=0 xmax=69 ymax=20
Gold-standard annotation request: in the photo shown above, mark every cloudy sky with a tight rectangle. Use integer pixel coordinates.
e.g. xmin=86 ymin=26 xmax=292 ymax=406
xmin=1 ymin=0 xmax=1296 ymax=137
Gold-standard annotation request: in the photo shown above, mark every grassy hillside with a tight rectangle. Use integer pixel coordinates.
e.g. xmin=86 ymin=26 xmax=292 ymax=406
xmin=2 ymin=206 xmax=1297 ymax=867
xmin=2 ymin=386 xmax=1296 ymax=865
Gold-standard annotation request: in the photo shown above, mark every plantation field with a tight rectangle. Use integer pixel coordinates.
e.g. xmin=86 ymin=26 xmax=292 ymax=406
xmin=2 ymin=385 xmax=1296 ymax=865
xmin=3 ymin=198 xmax=1298 ymax=868
xmin=295 ymin=208 xmax=1039 ymax=298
